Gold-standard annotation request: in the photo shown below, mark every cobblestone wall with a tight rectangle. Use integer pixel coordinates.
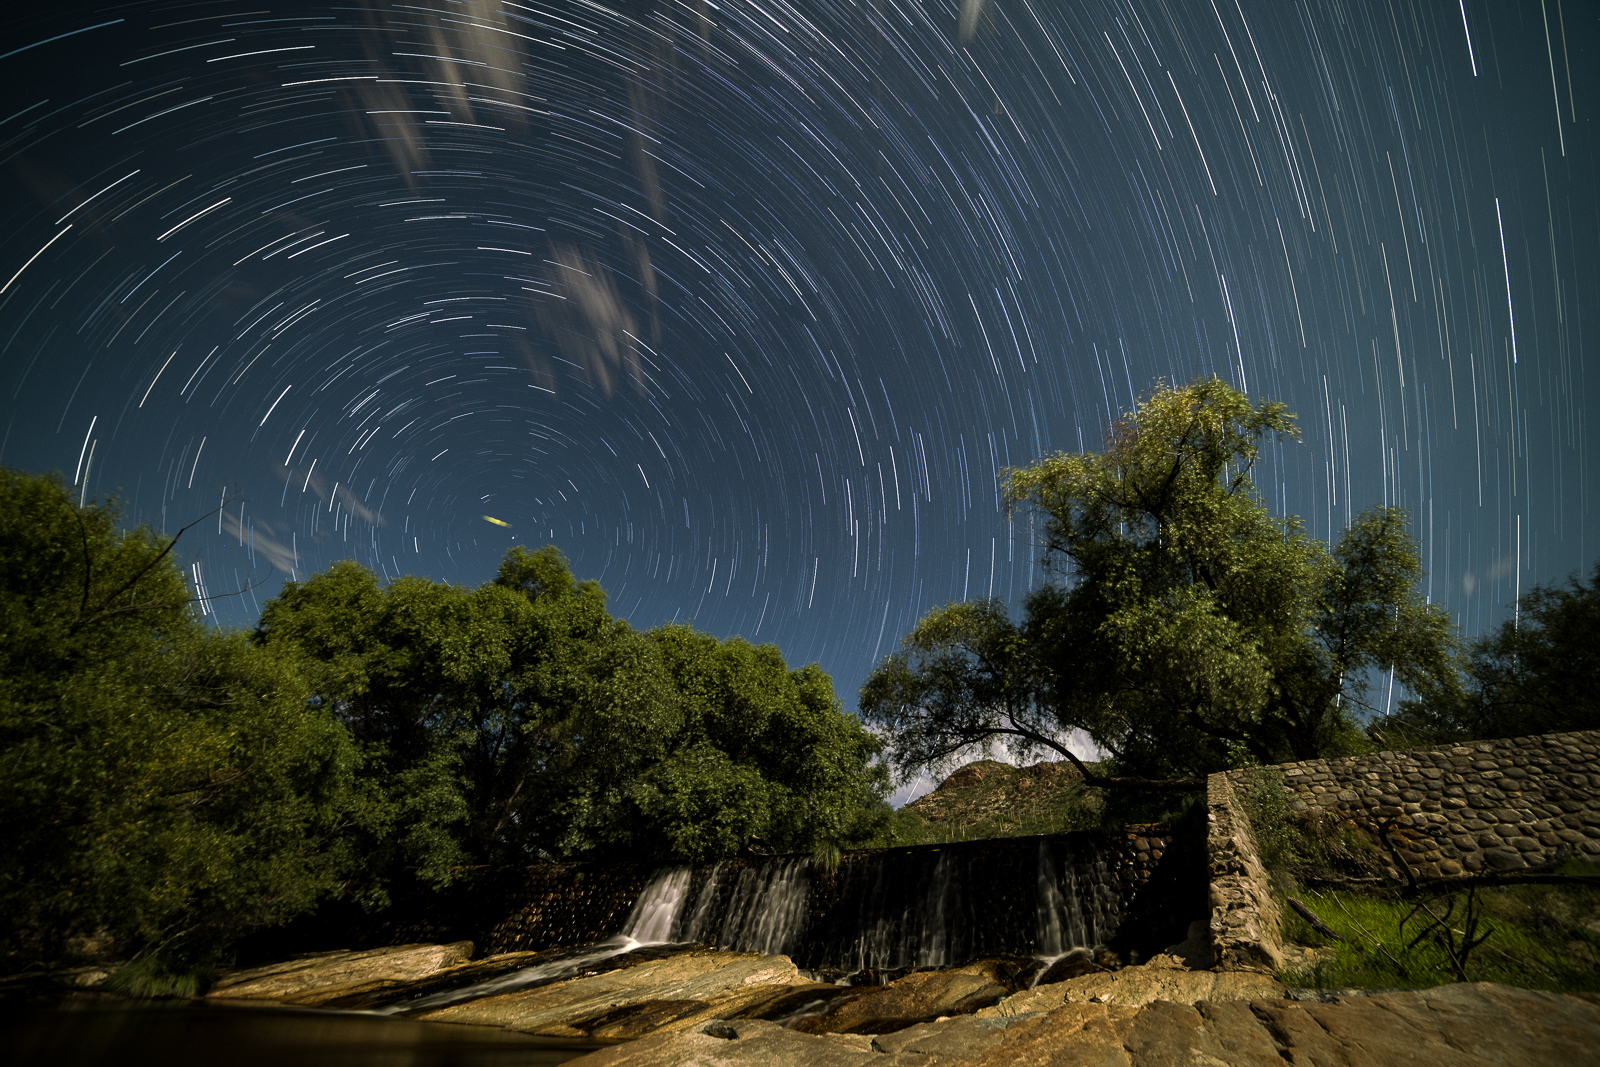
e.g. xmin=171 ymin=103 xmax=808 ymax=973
xmin=1205 ymin=771 xmax=1285 ymax=974
xmin=1206 ymin=729 xmax=1600 ymax=971
xmin=1237 ymin=728 xmax=1600 ymax=877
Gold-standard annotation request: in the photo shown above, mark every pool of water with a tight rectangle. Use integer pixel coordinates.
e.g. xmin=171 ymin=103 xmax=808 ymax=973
xmin=2 ymin=999 xmax=609 ymax=1066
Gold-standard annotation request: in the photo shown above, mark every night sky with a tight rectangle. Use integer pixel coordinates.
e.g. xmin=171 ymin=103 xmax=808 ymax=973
xmin=2 ymin=2 xmax=1595 ymax=784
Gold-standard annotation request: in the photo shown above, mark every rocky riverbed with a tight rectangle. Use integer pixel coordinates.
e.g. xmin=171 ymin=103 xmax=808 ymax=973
xmin=196 ymin=932 xmax=1600 ymax=1066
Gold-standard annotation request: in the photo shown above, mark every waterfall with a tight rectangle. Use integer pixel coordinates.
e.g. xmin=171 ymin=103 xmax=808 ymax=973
xmin=916 ymin=851 xmax=955 ymax=967
xmin=620 ymin=866 xmax=692 ymax=943
xmin=1036 ymin=839 xmax=1069 ymax=956
xmin=1034 ymin=837 xmax=1119 ymax=963
xmin=666 ymin=857 xmax=812 ymax=956
xmin=608 ymin=833 xmax=1129 ymax=974
xmin=708 ymin=856 xmax=811 ymax=955
xmin=681 ymin=861 xmax=726 ymax=940
xmin=809 ymin=837 xmax=1122 ymax=973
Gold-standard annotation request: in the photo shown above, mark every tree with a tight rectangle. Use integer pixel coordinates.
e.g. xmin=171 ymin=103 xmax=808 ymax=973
xmin=1383 ymin=562 xmax=1600 ymax=742
xmin=0 ymin=469 xmax=362 ymax=978
xmin=860 ymin=378 xmax=1462 ymax=789
xmin=256 ymin=545 xmax=889 ymax=867
xmin=631 ymin=627 xmax=890 ymax=860
xmin=252 ymin=546 xmax=632 ymax=878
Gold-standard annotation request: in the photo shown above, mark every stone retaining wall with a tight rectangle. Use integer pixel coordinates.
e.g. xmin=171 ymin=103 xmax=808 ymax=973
xmin=1236 ymin=728 xmax=1600 ymax=877
xmin=1207 ymin=729 xmax=1600 ymax=970
xmin=1205 ymin=771 xmax=1284 ymax=973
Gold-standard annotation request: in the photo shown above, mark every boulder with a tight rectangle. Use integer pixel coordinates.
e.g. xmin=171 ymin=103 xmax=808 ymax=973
xmin=564 ymin=983 xmax=1600 ymax=1067
xmin=207 ymin=942 xmax=475 ymax=1005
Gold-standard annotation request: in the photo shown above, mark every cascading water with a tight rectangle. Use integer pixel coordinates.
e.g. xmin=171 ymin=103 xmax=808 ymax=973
xmin=621 ymin=866 xmax=693 ymax=942
xmin=1035 ymin=837 xmax=1119 ymax=956
xmin=385 ymin=865 xmax=700 ymax=1014
xmin=916 ymin=852 xmax=954 ymax=967
xmin=702 ymin=857 xmax=811 ymax=955
xmin=393 ymin=831 xmax=1140 ymax=1009
xmin=804 ymin=836 xmax=1123 ymax=974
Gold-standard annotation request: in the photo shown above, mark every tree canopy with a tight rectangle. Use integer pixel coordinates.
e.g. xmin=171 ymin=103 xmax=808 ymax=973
xmin=254 ymin=545 xmax=889 ymax=868
xmin=1379 ymin=562 xmax=1600 ymax=744
xmin=2 ymin=467 xmax=886 ymax=981
xmin=0 ymin=469 xmax=364 ymax=974
xmin=860 ymin=378 xmax=1462 ymax=788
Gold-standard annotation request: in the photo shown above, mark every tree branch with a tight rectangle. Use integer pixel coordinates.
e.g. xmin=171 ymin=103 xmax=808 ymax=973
xmin=73 ymin=495 xmax=237 ymax=631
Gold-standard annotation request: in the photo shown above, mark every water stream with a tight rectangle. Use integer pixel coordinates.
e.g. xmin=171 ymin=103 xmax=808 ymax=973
xmin=384 ymin=833 xmax=1126 ymax=1008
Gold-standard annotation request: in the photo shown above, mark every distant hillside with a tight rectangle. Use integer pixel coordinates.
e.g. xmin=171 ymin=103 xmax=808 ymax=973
xmin=885 ymin=758 xmax=1101 ymax=843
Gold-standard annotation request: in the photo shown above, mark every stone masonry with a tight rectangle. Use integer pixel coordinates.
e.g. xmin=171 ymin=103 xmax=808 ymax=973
xmin=1207 ymin=728 xmax=1600 ymax=970
xmin=1241 ymin=728 xmax=1600 ymax=878
xmin=1205 ymin=770 xmax=1285 ymax=974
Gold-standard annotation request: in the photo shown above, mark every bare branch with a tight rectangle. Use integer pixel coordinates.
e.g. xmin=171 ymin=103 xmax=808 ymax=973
xmin=73 ymin=493 xmax=238 ymax=631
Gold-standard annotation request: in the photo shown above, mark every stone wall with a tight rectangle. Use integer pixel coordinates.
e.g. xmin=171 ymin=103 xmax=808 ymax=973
xmin=1205 ymin=771 xmax=1285 ymax=973
xmin=1206 ymin=729 xmax=1600 ymax=971
xmin=1234 ymin=728 xmax=1600 ymax=877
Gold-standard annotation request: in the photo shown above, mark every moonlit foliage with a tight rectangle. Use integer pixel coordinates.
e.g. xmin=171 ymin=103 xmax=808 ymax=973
xmin=0 ymin=1 xmax=1594 ymax=713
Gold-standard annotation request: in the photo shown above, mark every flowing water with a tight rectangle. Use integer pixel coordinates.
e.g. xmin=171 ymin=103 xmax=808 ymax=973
xmin=681 ymin=856 xmax=813 ymax=954
xmin=386 ymin=833 xmax=1125 ymax=1012
xmin=380 ymin=936 xmax=644 ymax=1015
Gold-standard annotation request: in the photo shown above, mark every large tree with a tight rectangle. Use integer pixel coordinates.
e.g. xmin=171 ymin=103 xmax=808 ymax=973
xmin=0 ymin=469 xmax=363 ymax=977
xmin=256 ymin=545 xmax=888 ymax=866
xmin=860 ymin=378 xmax=1462 ymax=788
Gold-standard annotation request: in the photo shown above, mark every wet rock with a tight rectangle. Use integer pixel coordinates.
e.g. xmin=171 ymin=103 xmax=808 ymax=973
xmin=1033 ymin=950 xmax=1107 ymax=987
xmin=789 ymin=959 xmax=1014 ymax=1035
xmin=565 ymin=983 xmax=1600 ymax=1067
xmin=411 ymin=948 xmax=821 ymax=1039
xmin=207 ymin=942 xmax=475 ymax=1005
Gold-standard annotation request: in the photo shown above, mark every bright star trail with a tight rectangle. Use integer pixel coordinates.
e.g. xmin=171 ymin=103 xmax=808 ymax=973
xmin=2 ymin=1 xmax=1594 ymax=720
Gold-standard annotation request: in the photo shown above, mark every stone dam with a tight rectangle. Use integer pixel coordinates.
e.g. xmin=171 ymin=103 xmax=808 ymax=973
xmin=196 ymin=730 xmax=1600 ymax=1066
xmin=250 ymin=728 xmax=1598 ymax=977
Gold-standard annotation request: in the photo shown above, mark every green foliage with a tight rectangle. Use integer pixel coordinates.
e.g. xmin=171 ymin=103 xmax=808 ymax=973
xmin=1234 ymin=769 xmax=1383 ymax=892
xmin=859 ymin=773 xmax=1110 ymax=849
xmin=2 ymin=468 xmax=884 ymax=978
xmin=103 ymin=953 xmax=210 ymax=998
xmin=865 ymin=803 xmax=1110 ymax=848
xmin=1382 ymin=562 xmax=1600 ymax=744
xmin=862 ymin=378 xmax=1462 ymax=785
xmin=255 ymin=547 xmax=888 ymax=869
xmin=0 ymin=469 xmax=364 ymax=971
xmin=1237 ymin=770 xmax=1329 ymax=886
xmin=1282 ymin=863 xmax=1600 ymax=994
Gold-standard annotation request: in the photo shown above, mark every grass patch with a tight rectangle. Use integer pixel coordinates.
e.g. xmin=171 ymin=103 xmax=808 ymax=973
xmin=103 ymin=953 xmax=214 ymax=998
xmin=1279 ymin=857 xmax=1600 ymax=994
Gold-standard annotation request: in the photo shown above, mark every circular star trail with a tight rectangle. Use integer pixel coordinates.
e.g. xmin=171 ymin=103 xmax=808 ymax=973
xmin=2 ymin=0 xmax=1595 ymax=725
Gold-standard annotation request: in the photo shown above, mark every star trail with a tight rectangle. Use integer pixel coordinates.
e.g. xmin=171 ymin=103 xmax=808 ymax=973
xmin=1 ymin=0 xmax=1594 ymax=727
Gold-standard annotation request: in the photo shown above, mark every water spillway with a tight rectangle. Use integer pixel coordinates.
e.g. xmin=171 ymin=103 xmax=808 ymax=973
xmin=608 ymin=833 xmax=1177 ymax=973
xmin=245 ymin=829 xmax=1202 ymax=972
